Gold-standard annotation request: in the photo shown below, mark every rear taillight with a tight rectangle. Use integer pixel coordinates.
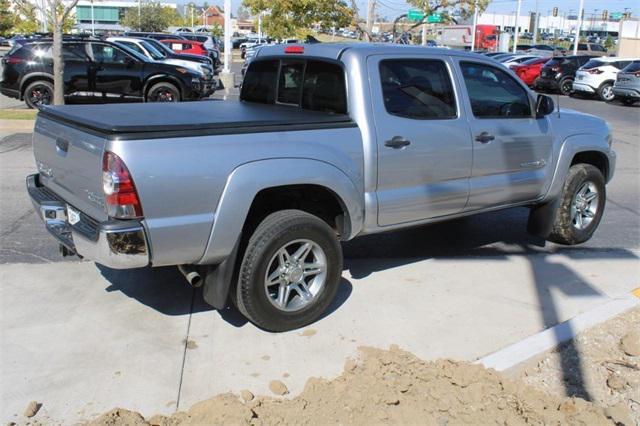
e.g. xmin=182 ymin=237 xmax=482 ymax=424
xmin=5 ymin=56 xmax=24 ymax=64
xmin=587 ymin=68 xmax=604 ymax=74
xmin=102 ymin=151 xmax=143 ymax=218
xmin=550 ymin=66 xmax=560 ymax=72
xmin=635 ymin=72 xmax=640 ymax=77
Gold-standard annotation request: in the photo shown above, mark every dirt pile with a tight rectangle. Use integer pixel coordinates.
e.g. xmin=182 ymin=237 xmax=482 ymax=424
xmin=514 ymin=306 xmax=640 ymax=424
xmin=89 ymin=345 xmax=618 ymax=426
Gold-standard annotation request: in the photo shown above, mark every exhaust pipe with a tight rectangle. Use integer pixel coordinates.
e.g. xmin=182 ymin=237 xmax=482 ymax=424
xmin=178 ymin=265 xmax=203 ymax=288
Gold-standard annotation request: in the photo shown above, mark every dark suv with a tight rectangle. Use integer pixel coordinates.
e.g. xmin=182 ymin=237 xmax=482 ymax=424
xmin=534 ymin=55 xmax=597 ymax=95
xmin=0 ymin=39 xmax=211 ymax=108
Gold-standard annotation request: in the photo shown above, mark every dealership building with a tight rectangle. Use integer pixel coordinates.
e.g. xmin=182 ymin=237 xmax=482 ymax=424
xmin=73 ymin=0 xmax=177 ymax=33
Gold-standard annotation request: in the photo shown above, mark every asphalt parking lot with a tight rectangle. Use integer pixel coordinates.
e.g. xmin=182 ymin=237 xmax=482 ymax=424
xmin=1 ymin=88 xmax=639 ymax=422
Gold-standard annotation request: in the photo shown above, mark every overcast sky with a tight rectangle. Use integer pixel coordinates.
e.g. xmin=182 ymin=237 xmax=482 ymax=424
xmin=179 ymin=0 xmax=639 ymax=21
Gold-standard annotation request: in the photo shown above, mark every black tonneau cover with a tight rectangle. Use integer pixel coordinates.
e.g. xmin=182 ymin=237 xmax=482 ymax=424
xmin=38 ymin=101 xmax=355 ymax=140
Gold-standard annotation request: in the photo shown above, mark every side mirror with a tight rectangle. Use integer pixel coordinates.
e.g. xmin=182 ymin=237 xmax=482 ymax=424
xmin=535 ymin=94 xmax=555 ymax=118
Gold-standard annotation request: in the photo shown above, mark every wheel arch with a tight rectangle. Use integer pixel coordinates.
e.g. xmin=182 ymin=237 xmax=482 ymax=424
xmin=143 ymin=74 xmax=185 ymax=100
xmin=198 ymin=158 xmax=364 ymax=266
xmin=19 ymin=73 xmax=54 ymax=100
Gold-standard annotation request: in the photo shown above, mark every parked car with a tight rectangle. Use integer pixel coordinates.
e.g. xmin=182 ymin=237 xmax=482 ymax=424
xmin=139 ymin=37 xmax=214 ymax=68
xmin=524 ymin=44 xmax=566 ymax=57
xmin=535 ymin=55 xmax=598 ymax=95
xmin=160 ymin=39 xmax=211 ymax=63
xmin=511 ymin=57 xmax=551 ymax=86
xmin=612 ymin=60 xmax=640 ymax=106
xmin=176 ymin=33 xmax=221 ymax=67
xmin=0 ymin=39 xmax=210 ymax=108
xmin=124 ymin=32 xmax=187 ymax=41
xmin=568 ymin=43 xmax=608 ymax=56
xmin=572 ymin=57 xmax=637 ymax=101
xmin=500 ymin=54 xmax=540 ymax=67
xmin=107 ymin=37 xmax=216 ymax=95
xmin=26 ymin=44 xmax=614 ymax=331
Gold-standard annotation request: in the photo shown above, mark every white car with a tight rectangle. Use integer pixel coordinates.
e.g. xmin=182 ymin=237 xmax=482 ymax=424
xmin=106 ymin=37 xmax=212 ymax=76
xmin=573 ymin=57 xmax=639 ymax=101
xmin=501 ymin=55 xmax=540 ymax=67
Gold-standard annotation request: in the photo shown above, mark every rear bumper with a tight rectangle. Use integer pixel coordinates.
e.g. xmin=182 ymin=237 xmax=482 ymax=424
xmin=0 ymin=86 xmax=20 ymax=99
xmin=534 ymin=77 xmax=560 ymax=91
xmin=612 ymin=87 xmax=640 ymax=98
xmin=572 ymin=82 xmax=596 ymax=93
xmin=27 ymin=174 xmax=150 ymax=269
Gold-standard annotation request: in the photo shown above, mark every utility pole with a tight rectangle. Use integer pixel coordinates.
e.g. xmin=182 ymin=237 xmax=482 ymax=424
xmin=470 ymin=0 xmax=479 ymax=51
xmin=513 ymin=0 xmax=521 ymax=53
xmin=573 ymin=0 xmax=584 ymax=55
xmin=90 ymin=0 xmax=95 ymax=35
xmin=366 ymin=0 xmax=376 ymax=41
xmin=191 ymin=5 xmax=194 ymax=32
xmin=138 ymin=0 xmax=141 ymax=30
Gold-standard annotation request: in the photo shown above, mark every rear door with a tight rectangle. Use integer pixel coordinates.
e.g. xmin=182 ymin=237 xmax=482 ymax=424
xmin=368 ymin=55 xmax=473 ymax=226
xmin=454 ymin=60 xmax=553 ymax=209
xmin=62 ymin=42 xmax=92 ymax=97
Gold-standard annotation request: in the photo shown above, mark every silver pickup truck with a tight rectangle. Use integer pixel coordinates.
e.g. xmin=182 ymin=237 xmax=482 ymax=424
xmin=27 ymin=44 xmax=616 ymax=331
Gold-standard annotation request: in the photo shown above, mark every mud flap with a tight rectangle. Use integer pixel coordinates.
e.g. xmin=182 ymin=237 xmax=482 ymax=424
xmin=202 ymin=236 xmax=241 ymax=309
xmin=527 ymin=197 xmax=560 ymax=239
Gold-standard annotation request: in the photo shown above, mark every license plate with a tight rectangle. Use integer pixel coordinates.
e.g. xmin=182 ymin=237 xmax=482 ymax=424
xmin=577 ymin=75 xmax=583 ymax=80
xmin=67 ymin=205 xmax=81 ymax=225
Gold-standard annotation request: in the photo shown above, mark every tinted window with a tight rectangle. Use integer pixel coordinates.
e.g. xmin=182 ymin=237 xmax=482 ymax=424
xmin=615 ymin=61 xmax=631 ymax=69
xmin=91 ymin=44 xmax=130 ymax=63
xmin=241 ymin=59 xmax=347 ymax=114
xmin=118 ymin=41 xmax=144 ymax=56
xmin=379 ymin=59 xmax=456 ymax=119
xmin=241 ymin=60 xmax=279 ymax=103
xmin=460 ymin=62 xmax=531 ymax=118
xmin=63 ymin=43 xmax=88 ymax=61
xmin=577 ymin=56 xmax=593 ymax=66
xmin=591 ymin=44 xmax=606 ymax=52
xmin=583 ymin=59 xmax=606 ymax=69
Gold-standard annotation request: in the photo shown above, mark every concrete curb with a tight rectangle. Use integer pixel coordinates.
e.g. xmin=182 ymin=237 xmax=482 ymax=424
xmin=477 ymin=294 xmax=639 ymax=371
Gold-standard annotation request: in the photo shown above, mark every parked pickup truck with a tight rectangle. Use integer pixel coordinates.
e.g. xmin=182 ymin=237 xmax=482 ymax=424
xmin=27 ymin=44 xmax=616 ymax=331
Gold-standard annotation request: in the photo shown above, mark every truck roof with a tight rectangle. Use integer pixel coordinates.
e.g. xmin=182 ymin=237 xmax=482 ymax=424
xmin=255 ymin=43 xmax=486 ymax=62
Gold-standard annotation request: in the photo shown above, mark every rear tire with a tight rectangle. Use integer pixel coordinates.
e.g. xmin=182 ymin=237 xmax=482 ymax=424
xmin=236 ymin=210 xmax=342 ymax=332
xmin=597 ymin=82 xmax=615 ymax=102
xmin=23 ymin=80 xmax=53 ymax=109
xmin=145 ymin=82 xmax=180 ymax=103
xmin=547 ymin=164 xmax=606 ymax=245
xmin=559 ymin=78 xmax=573 ymax=96
xmin=620 ymin=98 xmax=637 ymax=106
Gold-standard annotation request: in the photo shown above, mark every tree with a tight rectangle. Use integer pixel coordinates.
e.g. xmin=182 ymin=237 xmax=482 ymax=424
xmin=604 ymin=35 xmax=614 ymax=50
xmin=210 ymin=23 xmax=223 ymax=38
xmin=243 ymin=0 xmax=353 ymax=39
xmin=0 ymin=0 xmax=13 ymax=36
xmin=121 ymin=2 xmax=180 ymax=32
xmin=237 ymin=5 xmax=251 ymax=20
xmin=10 ymin=0 xmax=40 ymax=34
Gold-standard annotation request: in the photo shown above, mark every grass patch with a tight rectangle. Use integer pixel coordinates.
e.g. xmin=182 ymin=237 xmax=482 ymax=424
xmin=0 ymin=109 xmax=37 ymax=120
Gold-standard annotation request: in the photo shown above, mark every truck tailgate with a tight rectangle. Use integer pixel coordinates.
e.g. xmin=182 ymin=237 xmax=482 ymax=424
xmin=33 ymin=116 xmax=109 ymax=222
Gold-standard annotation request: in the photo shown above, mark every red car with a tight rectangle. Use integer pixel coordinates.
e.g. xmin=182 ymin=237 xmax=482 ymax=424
xmin=511 ymin=57 xmax=551 ymax=87
xmin=160 ymin=39 xmax=208 ymax=57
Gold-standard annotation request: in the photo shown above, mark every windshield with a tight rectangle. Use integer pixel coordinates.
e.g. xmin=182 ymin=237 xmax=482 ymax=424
xmin=140 ymin=40 xmax=166 ymax=60
xmin=145 ymin=38 xmax=174 ymax=55
xmin=522 ymin=57 xmax=548 ymax=65
xmin=582 ymin=59 xmax=606 ymax=69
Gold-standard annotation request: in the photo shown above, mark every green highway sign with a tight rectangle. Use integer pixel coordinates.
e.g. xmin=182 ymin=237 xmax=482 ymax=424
xmin=610 ymin=12 xmax=623 ymax=20
xmin=407 ymin=9 xmax=425 ymax=22
xmin=427 ymin=13 xmax=443 ymax=23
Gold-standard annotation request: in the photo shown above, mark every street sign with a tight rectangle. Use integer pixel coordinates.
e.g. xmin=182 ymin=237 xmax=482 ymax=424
xmin=407 ymin=9 xmax=425 ymax=22
xmin=610 ymin=12 xmax=623 ymax=20
xmin=427 ymin=13 xmax=443 ymax=23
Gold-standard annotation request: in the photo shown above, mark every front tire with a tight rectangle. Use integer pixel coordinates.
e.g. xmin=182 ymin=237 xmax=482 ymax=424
xmin=547 ymin=164 xmax=606 ymax=245
xmin=23 ymin=80 xmax=53 ymax=109
xmin=146 ymin=82 xmax=180 ymax=103
xmin=236 ymin=210 xmax=343 ymax=332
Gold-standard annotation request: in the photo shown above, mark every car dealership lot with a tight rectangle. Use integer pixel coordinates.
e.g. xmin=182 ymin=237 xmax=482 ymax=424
xmin=1 ymin=96 xmax=639 ymax=423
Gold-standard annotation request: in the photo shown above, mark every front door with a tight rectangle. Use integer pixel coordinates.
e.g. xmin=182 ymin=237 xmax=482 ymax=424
xmin=368 ymin=55 xmax=473 ymax=226
xmin=89 ymin=43 xmax=143 ymax=101
xmin=454 ymin=60 xmax=554 ymax=210
xmin=62 ymin=42 xmax=92 ymax=98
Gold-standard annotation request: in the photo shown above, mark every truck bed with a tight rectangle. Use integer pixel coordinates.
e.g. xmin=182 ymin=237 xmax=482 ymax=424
xmin=38 ymin=101 xmax=355 ymax=140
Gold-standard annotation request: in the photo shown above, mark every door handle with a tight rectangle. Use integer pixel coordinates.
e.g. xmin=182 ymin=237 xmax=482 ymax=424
xmin=385 ymin=136 xmax=411 ymax=149
xmin=475 ymin=132 xmax=495 ymax=143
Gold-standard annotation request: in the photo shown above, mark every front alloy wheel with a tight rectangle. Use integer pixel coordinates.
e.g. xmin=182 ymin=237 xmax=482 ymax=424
xmin=570 ymin=181 xmax=599 ymax=230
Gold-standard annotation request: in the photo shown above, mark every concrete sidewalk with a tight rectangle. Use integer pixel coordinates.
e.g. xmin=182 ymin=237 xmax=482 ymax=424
xmin=1 ymin=249 xmax=638 ymax=423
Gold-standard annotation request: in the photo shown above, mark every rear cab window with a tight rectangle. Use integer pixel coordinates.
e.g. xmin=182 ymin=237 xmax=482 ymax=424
xmin=241 ymin=58 xmax=347 ymax=114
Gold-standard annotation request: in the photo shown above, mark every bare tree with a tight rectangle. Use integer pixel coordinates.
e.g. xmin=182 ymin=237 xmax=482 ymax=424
xmin=31 ymin=0 xmax=81 ymax=105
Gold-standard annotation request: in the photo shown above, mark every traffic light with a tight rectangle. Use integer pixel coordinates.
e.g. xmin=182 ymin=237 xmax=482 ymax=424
xmin=602 ymin=10 xmax=608 ymax=20
xmin=552 ymin=7 xmax=558 ymax=17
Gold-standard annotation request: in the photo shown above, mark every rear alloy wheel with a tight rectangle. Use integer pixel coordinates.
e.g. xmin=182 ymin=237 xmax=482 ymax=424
xmin=24 ymin=81 xmax=53 ymax=109
xmin=598 ymin=83 xmax=615 ymax=102
xmin=146 ymin=82 xmax=180 ymax=103
xmin=236 ymin=209 xmax=343 ymax=332
xmin=559 ymin=78 xmax=573 ymax=96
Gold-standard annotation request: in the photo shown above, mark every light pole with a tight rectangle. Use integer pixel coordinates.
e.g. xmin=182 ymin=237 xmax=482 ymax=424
xmin=513 ymin=0 xmax=521 ymax=53
xmin=533 ymin=0 xmax=539 ymax=42
xmin=138 ymin=0 xmax=141 ymax=30
xmin=90 ymin=0 xmax=95 ymax=35
xmin=470 ymin=0 xmax=479 ymax=51
xmin=573 ymin=0 xmax=584 ymax=55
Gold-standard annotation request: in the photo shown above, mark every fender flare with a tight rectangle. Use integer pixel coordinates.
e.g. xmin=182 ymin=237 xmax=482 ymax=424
xmin=529 ymin=134 xmax=613 ymax=238
xmin=19 ymin=72 xmax=54 ymax=98
xmin=199 ymin=158 xmax=364 ymax=266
